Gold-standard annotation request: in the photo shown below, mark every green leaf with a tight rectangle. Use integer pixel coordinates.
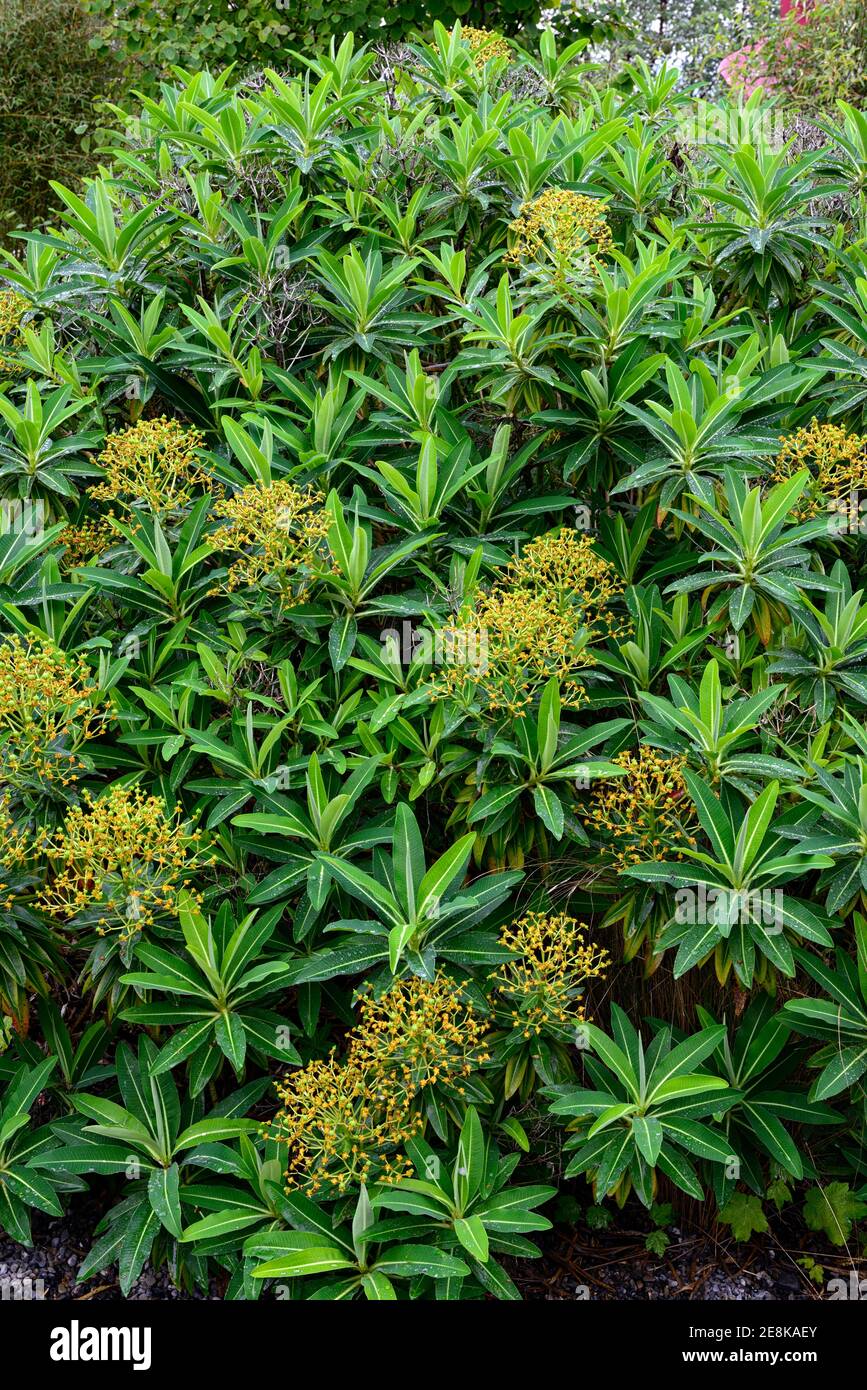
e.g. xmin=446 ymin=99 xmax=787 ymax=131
xmin=652 ymin=1074 xmax=729 ymax=1104
xmin=682 ymin=771 xmax=733 ymax=864
xmin=645 ymin=1228 xmax=670 ymax=1256
xmin=387 ymin=921 xmax=415 ymax=974
xmin=174 ymin=1118 xmax=259 ymax=1151
xmin=361 ymin=1270 xmax=396 ymax=1299
xmin=647 ymin=1027 xmax=728 ymax=1100
xmin=718 ymin=1193 xmax=768 ymax=1242
xmin=374 ymin=1246 xmax=470 ymax=1279
xmin=416 ymin=834 xmax=475 ymax=921
xmin=454 ymin=1214 xmax=489 ymax=1263
xmin=119 ymin=1201 xmax=161 ymax=1294
xmin=2 ymin=1166 xmax=63 ymax=1217
xmin=32 ymin=1144 xmax=145 ymax=1175
xmin=735 ymin=780 xmax=778 ymax=875
xmin=454 ymin=1106 xmax=486 ymax=1211
xmin=328 ymin=614 xmax=357 ymax=672
xmin=393 ymin=802 xmax=426 ymax=919
xmin=803 ymin=1183 xmax=867 ymax=1246
xmin=537 ymin=678 xmax=560 ymax=770
xmin=743 ymin=1104 xmax=802 ymax=1177
xmin=316 ymin=854 xmax=403 ymax=926
xmin=810 ymin=1043 xmax=867 ymax=1101
xmin=497 ymin=1117 xmax=530 ymax=1152
xmin=252 ymin=1249 xmax=356 ymax=1277
xmin=532 ymin=784 xmax=564 ymax=839
xmin=147 ymin=1163 xmax=183 ymax=1238
xmin=181 ymin=1208 xmax=268 ymax=1242
xmin=632 ymin=1116 xmax=663 ymax=1167
xmin=582 ymin=1024 xmax=639 ymax=1097
xmin=0 ymin=1184 xmax=31 ymax=1244
xmin=468 ymin=1254 xmax=521 ymax=1300
xmin=214 ymin=1011 xmax=247 ymax=1075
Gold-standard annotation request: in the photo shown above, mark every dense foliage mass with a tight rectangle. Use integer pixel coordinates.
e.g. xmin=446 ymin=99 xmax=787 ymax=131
xmin=83 ymin=0 xmax=543 ymax=74
xmin=0 ymin=0 xmax=125 ymax=241
xmin=4 ymin=2 xmax=866 ymax=244
xmin=1 ymin=22 xmax=867 ymax=1299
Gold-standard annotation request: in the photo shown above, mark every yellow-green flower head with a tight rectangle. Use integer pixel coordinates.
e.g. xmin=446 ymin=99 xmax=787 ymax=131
xmin=582 ymin=746 xmax=698 ymax=870
xmin=268 ymin=1054 xmax=420 ymax=1197
xmin=433 ymin=529 xmax=628 ymax=717
xmin=266 ymin=971 xmax=491 ymax=1194
xmin=208 ymin=479 xmax=333 ymax=608
xmin=507 ymin=529 xmax=627 ymax=635
xmin=0 ymin=290 xmax=28 ymax=376
xmin=92 ymin=416 xmax=214 ymax=517
xmin=38 ymin=783 xmax=209 ymax=941
xmin=57 ymin=518 xmax=114 ymax=571
xmin=489 ymin=911 xmax=611 ymax=1040
xmin=461 ymin=26 xmax=513 ymax=66
xmin=0 ymin=798 xmax=35 ymax=908
xmin=0 ymin=633 xmax=112 ymax=793
xmin=349 ymin=972 xmax=490 ymax=1100
xmin=772 ymin=418 xmax=867 ymax=519
xmin=506 ymin=189 xmax=613 ymax=273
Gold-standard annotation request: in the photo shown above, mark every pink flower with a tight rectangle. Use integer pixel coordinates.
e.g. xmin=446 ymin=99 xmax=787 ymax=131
xmin=719 ymin=41 xmax=773 ymax=97
xmin=780 ymin=0 xmax=812 ymax=23
xmin=720 ymin=0 xmax=814 ymax=94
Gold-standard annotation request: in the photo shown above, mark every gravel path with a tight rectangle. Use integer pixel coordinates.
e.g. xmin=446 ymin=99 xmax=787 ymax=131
xmin=0 ymin=1198 xmax=215 ymax=1300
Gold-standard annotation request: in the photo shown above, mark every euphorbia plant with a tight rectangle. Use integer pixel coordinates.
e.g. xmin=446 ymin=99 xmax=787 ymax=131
xmin=545 ymin=1006 xmax=738 ymax=1207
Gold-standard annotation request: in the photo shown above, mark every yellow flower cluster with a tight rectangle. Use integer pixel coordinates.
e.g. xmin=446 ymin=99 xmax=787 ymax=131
xmin=489 ymin=912 xmax=610 ymax=1041
xmin=582 ymin=746 xmax=698 ymax=870
xmin=433 ymin=530 xmax=626 ymax=717
xmin=0 ymin=798 xmax=34 ymax=913
xmin=269 ymin=1054 xmax=420 ymax=1197
xmin=0 ymin=800 xmax=31 ymax=872
xmin=38 ymin=783 xmax=208 ymax=940
xmin=58 ymin=519 xmax=114 ymax=570
xmin=772 ymin=418 xmax=867 ymax=519
xmin=208 ymin=480 xmax=332 ymax=608
xmin=0 ymin=634 xmax=111 ymax=794
xmin=0 ymin=290 xmax=27 ymax=376
xmin=350 ymin=973 xmax=490 ymax=1101
xmin=506 ymin=189 xmax=613 ymax=290
xmin=268 ymin=973 xmax=486 ymax=1196
xmin=435 ymin=587 xmax=588 ymax=716
xmin=461 ymin=26 xmax=512 ymax=65
xmin=507 ymin=530 xmax=628 ymax=638
xmin=91 ymin=416 xmax=214 ymax=518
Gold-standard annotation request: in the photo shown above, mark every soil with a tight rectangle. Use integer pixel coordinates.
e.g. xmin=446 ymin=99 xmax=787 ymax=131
xmin=511 ymin=1203 xmax=863 ymax=1301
